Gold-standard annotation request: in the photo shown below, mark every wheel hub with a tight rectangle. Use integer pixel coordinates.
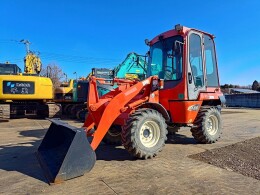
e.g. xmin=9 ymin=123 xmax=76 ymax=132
xmin=206 ymin=115 xmax=218 ymax=136
xmin=139 ymin=120 xmax=160 ymax=148
xmin=143 ymin=129 xmax=150 ymax=138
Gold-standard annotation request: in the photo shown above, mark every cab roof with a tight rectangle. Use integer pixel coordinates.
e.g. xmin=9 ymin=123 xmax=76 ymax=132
xmin=149 ymin=25 xmax=214 ymax=45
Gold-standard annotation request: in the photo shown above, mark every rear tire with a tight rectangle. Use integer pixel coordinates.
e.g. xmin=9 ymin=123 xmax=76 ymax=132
xmin=191 ymin=107 xmax=222 ymax=143
xmin=121 ymin=109 xmax=167 ymax=159
xmin=102 ymin=125 xmax=122 ymax=145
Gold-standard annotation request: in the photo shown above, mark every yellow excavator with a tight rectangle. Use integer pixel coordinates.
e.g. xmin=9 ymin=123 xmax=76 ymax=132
xmin=0 ymin=40 xmax=61 ymax=119
xmin=53 ymin=79 xmax=77 ymax=114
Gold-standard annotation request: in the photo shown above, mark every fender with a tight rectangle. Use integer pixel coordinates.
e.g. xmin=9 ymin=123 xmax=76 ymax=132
xmin=143 ymin=102 xmax=170 ymax=122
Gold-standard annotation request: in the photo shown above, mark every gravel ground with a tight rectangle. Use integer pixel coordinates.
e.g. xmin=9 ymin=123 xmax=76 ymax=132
xmin=190 ymin=136 xmax=260 ymax=180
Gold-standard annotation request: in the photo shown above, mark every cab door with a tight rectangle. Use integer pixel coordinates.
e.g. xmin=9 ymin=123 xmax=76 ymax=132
xmin=187 ymin=31 xmax=206 ymax=100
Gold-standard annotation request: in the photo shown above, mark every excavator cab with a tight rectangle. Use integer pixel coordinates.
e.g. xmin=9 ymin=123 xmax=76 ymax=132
xmin=0 ymin=63 xmax=22 ymax=75
xmin=37 ymin=25 xmax=225 ymax=184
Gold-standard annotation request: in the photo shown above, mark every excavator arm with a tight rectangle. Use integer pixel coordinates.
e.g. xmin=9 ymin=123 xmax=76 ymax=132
xmin=24 ymin=52 xmax=42 ymax=74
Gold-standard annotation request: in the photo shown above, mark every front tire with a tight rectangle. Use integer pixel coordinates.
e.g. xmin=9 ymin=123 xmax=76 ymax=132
xmin=121 ymin=109 xmax=167 ymax=159
xmin=191 ymin=107 xmax=222 ymax=143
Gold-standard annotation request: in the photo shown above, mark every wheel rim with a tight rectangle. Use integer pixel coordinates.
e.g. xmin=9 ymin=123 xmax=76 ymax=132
xmin=206 ymin=115 xmax=218 ymax=135
xmin=139 ymin=120 xmax=160 ymax=148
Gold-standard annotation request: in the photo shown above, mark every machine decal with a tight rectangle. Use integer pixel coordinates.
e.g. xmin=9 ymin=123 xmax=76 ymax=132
xmin=3 ymin=81 xmax=35 ymax=94
xmin=188 ymin=104 xmax=200 ymax=111
xmin=64 ymin=94 xmax=73 ymax=100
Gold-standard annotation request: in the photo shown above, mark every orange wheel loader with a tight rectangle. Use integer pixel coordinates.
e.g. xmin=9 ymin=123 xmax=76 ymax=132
xmin=36 ymin=24 xmax=225 ymax=184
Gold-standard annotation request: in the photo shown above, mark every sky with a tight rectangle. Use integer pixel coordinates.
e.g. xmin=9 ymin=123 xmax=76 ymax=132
xmin=0 ymin=0 xmax=260 ymax=86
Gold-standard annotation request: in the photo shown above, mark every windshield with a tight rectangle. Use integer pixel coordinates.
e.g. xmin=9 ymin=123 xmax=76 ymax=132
xmin=147 ymin=35 xmax=183 ymax=80
xmin=0 ymin=64 xmax=22 ymax=75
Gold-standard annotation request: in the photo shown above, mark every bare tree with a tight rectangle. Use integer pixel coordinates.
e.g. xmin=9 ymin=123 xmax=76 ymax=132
xmin=41 ymin=63 xmax=65 ymax=88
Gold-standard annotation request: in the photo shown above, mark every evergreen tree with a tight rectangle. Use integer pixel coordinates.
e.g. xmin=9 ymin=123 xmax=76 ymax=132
xmin=252 ymin=80 xmax=259 ymax=90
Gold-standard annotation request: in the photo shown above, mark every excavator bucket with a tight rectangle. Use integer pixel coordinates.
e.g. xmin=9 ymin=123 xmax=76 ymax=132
xmin=36 ymin=119 xmax=96 ymax=184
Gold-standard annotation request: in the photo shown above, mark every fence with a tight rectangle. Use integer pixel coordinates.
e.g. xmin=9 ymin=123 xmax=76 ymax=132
xmin=225 ymin=93 xmax=260 ymax=108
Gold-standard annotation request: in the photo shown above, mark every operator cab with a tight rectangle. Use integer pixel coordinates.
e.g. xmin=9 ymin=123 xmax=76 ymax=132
xmin=147 ymin=35 xmax=183 ymax=89
xmin=146 ymin=24 xmax=220 ymax=100
xmin=0 ymin=63 xmax=22 ymax=75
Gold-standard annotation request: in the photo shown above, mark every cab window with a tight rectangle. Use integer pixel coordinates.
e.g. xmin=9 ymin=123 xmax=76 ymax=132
xmin=189 ymin=34 xmax=204 ymax=87
xmin=204 ymin=35 xmax=219 ymax=87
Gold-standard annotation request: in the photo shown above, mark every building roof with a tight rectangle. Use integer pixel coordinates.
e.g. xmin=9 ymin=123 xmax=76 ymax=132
xmin=230 ymin=88 xmax=260 ymax=93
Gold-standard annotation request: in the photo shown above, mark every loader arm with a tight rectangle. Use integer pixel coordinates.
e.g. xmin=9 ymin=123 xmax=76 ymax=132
xmin=84 ymin=76 xmax=159 ymax=150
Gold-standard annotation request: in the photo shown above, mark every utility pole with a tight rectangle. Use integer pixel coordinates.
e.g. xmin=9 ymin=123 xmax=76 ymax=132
xmin=73 ymin=72 xmax=77 ymax=80
xmin=20 ymin=39 xmax=31 ymax=53
xmin=64 ymin=73 xmax=68 ymax=82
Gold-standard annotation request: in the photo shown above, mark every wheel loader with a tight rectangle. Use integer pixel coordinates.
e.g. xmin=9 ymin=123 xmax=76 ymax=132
xmin=37 ymin=24 xmax=225 ymax=184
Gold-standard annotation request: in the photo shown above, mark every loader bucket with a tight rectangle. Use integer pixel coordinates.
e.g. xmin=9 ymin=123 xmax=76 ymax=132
xmin=36 ymin=119 xmax=96 ymax=184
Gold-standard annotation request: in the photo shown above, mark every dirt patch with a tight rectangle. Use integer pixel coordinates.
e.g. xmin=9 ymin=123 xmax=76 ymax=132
xmin=190 ymin=137 xmax=260 ymax=180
